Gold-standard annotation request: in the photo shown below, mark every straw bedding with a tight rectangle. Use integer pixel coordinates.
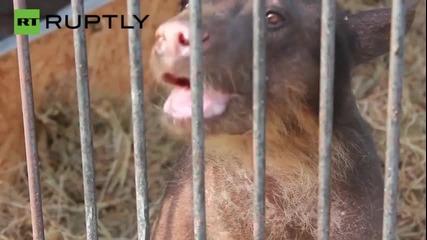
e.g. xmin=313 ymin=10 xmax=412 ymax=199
xmin=0 ymin=0 xmax=425 ymax=239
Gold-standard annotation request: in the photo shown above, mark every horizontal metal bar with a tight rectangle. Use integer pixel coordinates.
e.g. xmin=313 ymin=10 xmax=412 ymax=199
xmin=383 ymin=0 xmax=407 ymax=239
xmin=189 ymin=0 xmax=207 ymax=239
xmin=126 ymin=0 xmax=150 ymax=239
xmin=13 ymin=0 xmax=46 ymax=239
xmin=318 ymin=0 xmax=336 ymax=239
xmin=252 ymin=0 xmax=267 ymax=239
xmin=70 ymin=0 xmax=99 ymax=239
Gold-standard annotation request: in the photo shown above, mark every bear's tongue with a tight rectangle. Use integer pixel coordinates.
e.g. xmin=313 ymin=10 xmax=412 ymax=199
xmin=163 ymin=88 xmax=230 ymax=119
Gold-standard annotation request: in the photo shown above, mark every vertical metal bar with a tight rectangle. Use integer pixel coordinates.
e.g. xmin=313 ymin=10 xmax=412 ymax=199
xmin=189 ymin=0 xmax=207 ymax=239
xmin=70 ymin=0 xmax=99 ymax=239
xmin=13 ymin=0 xmax=46 ymax=239
xmin=383 ymin=0 xmax=406 ymax=239
xmin=126 ymin=0 xmax=150 ymax=239
xmin=252 ymin=0 xmax=267 ymax=239
xmin=318 ymin=0 xmax=336 ymax=239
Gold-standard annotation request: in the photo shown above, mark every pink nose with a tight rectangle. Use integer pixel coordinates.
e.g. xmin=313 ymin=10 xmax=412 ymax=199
xmin=154 ymin=21 xmax=210 ymax=57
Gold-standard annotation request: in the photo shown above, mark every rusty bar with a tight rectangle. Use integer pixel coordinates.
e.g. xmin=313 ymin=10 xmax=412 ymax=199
xmin=318 ymin=0 xmax=336 ymax=239
xmin=189 ymin=0 xmax=207 ymax=239
xmin=13 ymin=0 xmax=46 ymax=239
xmin=70 ymin=0 xmax=99 ymax=239
xmin=252 ymin=0 xmax=267 ymax=239
xmin=383 ymin=0 xmax=407 ymax=239
xmin=126 ymin=0 xmax=150 ymax=238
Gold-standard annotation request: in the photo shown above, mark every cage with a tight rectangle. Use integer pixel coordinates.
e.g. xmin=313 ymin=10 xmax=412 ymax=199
xmin=0 ymin=0 xmax=425 ymax=239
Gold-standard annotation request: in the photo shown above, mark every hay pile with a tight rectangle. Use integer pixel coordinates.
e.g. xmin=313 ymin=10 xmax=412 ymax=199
xmin=342 ymin=0 xmax=426 ymax=239
xmin=0 ymin=0 xmax=425 ymax=239
xmin=0 ymin=86 xmax=184 ymax=239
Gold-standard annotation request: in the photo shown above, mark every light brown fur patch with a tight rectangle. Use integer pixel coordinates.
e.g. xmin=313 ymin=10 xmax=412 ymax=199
xmin=186 ymin=110 xmax=356 ymax=239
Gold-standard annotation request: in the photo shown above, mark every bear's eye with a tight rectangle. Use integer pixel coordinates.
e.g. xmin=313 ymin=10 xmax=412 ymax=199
xmin=266 ymin=10 xmax=285 ymax=29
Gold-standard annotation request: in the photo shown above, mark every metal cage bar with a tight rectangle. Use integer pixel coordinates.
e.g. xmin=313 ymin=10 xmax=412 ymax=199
xmin=11 ymin=0 xmax=410 ymax=239
xmin=318 ymin=0 xmax=336 ymax=239
xmin=126 ymin=0 xmax=150 ymax=239
xmin=252 ymin=0 xmax=267 ymax=239
xmin=189 ymin=0 xmax=208 ymax=239
xmin=70 ymin=0 xmax=99 ymax=239
xmin=383 ymin=0 xmax=407 ymax=239
xmin=13 ymin=0 xmax=46 ymax=239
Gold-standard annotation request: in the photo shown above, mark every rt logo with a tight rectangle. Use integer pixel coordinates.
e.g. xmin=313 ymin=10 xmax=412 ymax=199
xmin=14 ymin=9 xmax=41 ymax=35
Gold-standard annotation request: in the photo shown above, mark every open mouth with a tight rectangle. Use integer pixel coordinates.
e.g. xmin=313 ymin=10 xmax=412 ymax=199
xmin=162 ymin=73 xmax=231 ymax=120
xmin=164 ymin=73 xmax=191 ymax=89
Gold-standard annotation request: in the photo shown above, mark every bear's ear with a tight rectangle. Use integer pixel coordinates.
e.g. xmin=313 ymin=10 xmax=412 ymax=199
xmin=346 ymin=0 xmax=419 ymax=65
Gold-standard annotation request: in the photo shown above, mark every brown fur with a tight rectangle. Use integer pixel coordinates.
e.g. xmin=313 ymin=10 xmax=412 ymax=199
xmin=152 ymin=109 xmax=379 ymax=239
xmin=149 ymin=0 xmax=419 ymax=239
